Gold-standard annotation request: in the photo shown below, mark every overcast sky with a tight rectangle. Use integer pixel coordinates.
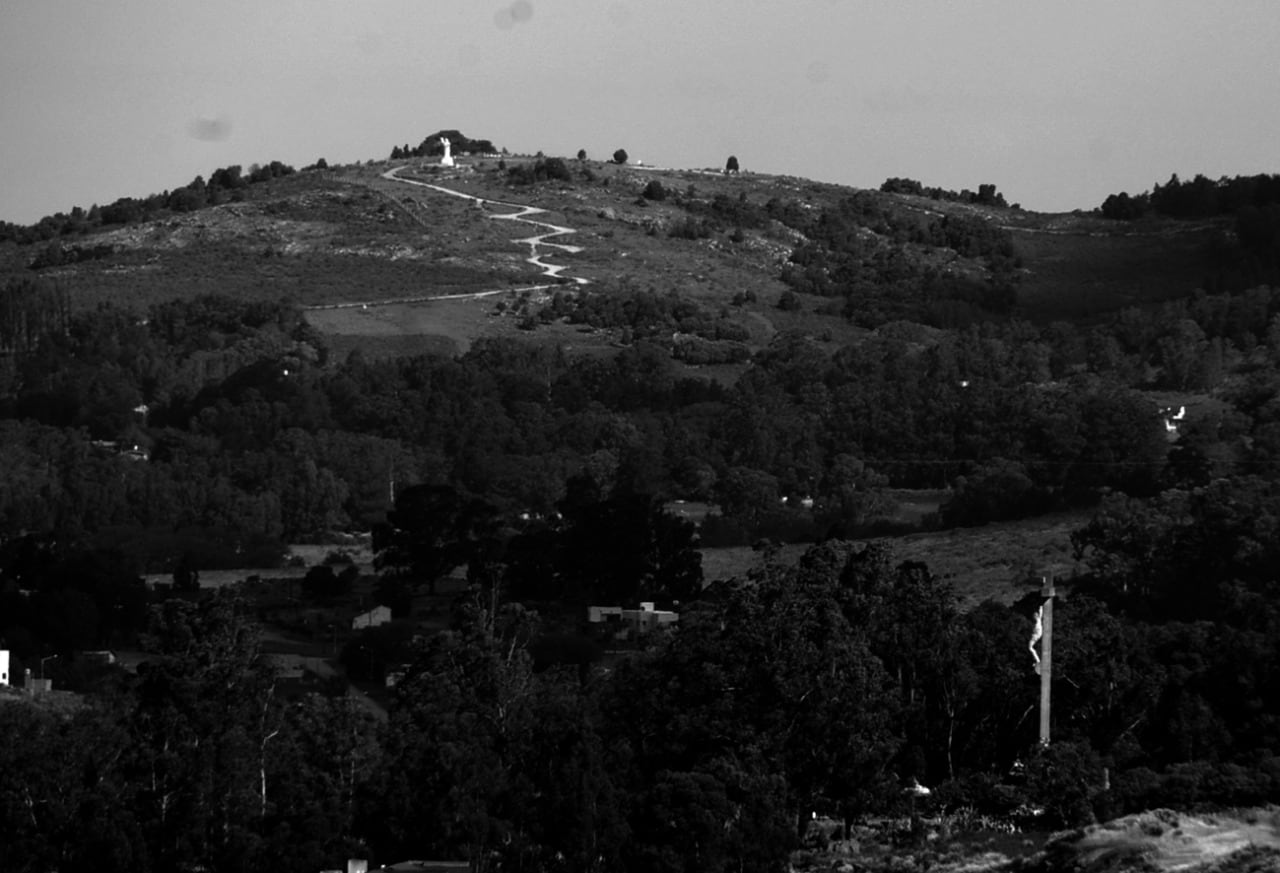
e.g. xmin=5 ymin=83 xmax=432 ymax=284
xmin=3 ymin=0 xmax=1278 ymax=223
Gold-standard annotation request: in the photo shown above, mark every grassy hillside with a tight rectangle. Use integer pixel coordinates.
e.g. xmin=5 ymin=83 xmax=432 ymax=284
xmin=2 ymin=153 xmax=1221 ymax=363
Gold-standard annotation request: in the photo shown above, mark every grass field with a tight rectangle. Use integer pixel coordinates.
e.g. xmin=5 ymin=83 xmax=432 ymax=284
xmin=701 ymin=507 xmax=1089 ymax=610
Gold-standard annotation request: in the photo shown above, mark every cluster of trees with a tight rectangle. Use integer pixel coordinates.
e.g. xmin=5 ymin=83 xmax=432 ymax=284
xmin=0 ymin=595 xmax=381 ymax=873
xmin=13 ymin=275 xmax=1280 ymax=570
xmin=1101 ymin=173 xmax=1280 ymax=291
xmin=506 ymin=157 xmax=573 ymax=185
xmin=1101 ymin=173 xmax=1280 ymax=222
xmin=8 ymin=485 xmax=1280 ymax=871
xmin=776 ymin=192 xmax=1020 ymax=327
xmin=1 ymin=160 xmax=305 ymax=245
xmin=554 ymin=285 xmax=750 ymax=343
xmin=389 ymin=130 xmax=498 ymax=160
xmin=880 ymin=177 xmax=1012 ymax=208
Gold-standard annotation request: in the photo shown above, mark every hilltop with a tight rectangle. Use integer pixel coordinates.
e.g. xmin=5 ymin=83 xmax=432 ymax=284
xmin=0 ymin=145 xmax=1229 ymax=364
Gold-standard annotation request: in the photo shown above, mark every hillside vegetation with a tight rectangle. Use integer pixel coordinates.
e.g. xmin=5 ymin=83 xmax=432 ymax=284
xmin=4 ymin=137 xmax=1280 ymax=872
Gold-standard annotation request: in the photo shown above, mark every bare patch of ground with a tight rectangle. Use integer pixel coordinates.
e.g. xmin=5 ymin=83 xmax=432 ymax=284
xmin=1040 ymin=807 xmax=1280 ymax=872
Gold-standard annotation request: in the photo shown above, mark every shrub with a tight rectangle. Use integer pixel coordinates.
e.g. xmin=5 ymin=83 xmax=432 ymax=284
xmin=643 ymin=180 xmax=667 ymax=201
xmin=1025 ymin=741 xmax=1104 ymax=827
xmin=668 ymin=216 xmax=711 ymax=240
xmin=776 ymin=290 xmax=801 ymax=312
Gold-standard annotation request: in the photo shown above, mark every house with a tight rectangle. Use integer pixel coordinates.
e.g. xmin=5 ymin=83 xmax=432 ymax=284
xmin=589 ymin=602 xmax=678 ymax=637
xmin=587 ymin=605 xmax=624 ymax=623
xmin=352 ymin=605 xmax=392 ymax=630
xmin=621 ymin=602 xmax=679 ymax=632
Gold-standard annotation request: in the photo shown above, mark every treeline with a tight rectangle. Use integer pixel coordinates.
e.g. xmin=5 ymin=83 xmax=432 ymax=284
xmin=0 ymin=159 xmax=314 ymax=246
xmin=1101 ymin=172 xmax=1280 ymax=221
xmin=880 ymin=177 xmax=1012 ymax=208
xmin=12 ymin=280 xmax=1280 ymax=569
xmin=6 ymin=493 xmax=1280 ymax=871
xmin=1101 ymin=173 xmax=1280 ymax=289
xmin=389 ymin=129 xmax=498 ymax=160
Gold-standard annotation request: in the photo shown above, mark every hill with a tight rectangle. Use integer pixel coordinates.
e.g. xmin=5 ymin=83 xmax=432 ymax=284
xmin=1 ymin=150 xmax=1227 ymax=362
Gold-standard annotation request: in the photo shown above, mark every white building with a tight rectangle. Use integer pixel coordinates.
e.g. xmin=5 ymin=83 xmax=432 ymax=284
xmin=352 ymin=605 xmax=392 ymax=630
xmin=589 ymin=602 xmax=678 ymax=635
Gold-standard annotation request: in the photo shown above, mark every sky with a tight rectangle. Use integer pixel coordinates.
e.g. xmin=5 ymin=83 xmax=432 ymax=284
xmin=3 ymin=0 xmax=1279 ymax=224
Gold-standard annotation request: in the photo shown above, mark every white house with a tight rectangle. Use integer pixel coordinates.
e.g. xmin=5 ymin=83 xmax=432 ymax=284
xmin=352 ymin=605 xmax=392 ymax=630
xmin=589 ymin=602 xmax=678 ymax=635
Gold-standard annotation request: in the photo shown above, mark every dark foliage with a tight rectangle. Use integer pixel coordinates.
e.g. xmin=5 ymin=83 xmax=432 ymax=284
xmin=506 ymin=157 xmax=572 ymax=185
xmin=0 ymin=160 xmax=295 ymax=244
xmin=389 ymin=129 xmax=496 ymax=160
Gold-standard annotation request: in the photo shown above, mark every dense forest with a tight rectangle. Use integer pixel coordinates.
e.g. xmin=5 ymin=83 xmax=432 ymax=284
xmin=4 ymin=157 xmax=1280 ymax=870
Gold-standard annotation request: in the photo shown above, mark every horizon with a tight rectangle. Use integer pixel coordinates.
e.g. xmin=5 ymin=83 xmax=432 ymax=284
xmin=3 ymin=1 xmax=1279 ymax=225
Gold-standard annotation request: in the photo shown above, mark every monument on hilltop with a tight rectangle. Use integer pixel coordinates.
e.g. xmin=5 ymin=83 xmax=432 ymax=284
xmin=440 ymin=137 xmax=455 ymax=167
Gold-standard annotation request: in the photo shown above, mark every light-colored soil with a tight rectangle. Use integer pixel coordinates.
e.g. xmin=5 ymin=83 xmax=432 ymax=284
xmin=1056 ymin=807 xmax=1280 ymax=872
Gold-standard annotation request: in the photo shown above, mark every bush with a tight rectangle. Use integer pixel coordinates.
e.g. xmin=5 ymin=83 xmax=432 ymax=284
xmin=668 ymin=216 xmax=712 ymax=240
xmin=507 ymin=157 xmax=571 ymax=185
xmin=643 ymin=180 xmax=667 ymax=201
xmin=1025 ymin=741 xmax=1104 ymax=827
xmin=939 ymin=458 xmax=1043 ymax=526
xmin=613 ymin=148 xmax=629 ymax=165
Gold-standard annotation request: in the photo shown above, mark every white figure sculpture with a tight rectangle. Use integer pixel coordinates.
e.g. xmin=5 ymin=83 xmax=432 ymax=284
xmin=440 ymin=137 xmax=455 ymax=167
xmin=1029 ymin=604 xmax=1044 ymax=674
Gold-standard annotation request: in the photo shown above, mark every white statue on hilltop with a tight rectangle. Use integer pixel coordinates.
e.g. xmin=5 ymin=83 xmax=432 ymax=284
xmin=439 ymin=137 xmax=455 ymax=167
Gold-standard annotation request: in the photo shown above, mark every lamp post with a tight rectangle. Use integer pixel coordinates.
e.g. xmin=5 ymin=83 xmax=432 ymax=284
xmin=40 ymin=654 xmax=58 ymax=681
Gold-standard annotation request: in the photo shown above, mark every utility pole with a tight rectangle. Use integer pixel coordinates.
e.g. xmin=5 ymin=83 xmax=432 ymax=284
xmin=1038 ymin=576 xmax=1055 ymax=746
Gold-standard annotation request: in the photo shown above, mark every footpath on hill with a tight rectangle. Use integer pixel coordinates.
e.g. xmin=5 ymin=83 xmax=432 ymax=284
xmin=306 ymin=165 xmax=589 ymax=311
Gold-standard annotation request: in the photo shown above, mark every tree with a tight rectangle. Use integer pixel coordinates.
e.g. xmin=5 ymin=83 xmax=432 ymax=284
xmin=509 ymin=476 xmax=703 ymax=606
xmin=576 ymin=149 xmax=587 ymax=161
xmin=725 ymin=155 xmax=740 ymax=176
xmin=373 ymin=484 xmax=499 ymax=595
xmin=612 ymin=149 xmax=628 ymax=165
xmin=375 ymin=621 xmax=624 ymax=872
xmin=172 ymin=552 xmax=200 ymax=591
xmin=129 ymin=593 xmax=281 ymax=871
xmin=604 ymin=558 xmax=898 ymax=845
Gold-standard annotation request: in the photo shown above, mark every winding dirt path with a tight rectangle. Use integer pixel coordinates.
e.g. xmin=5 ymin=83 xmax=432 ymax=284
xmin=382 ymin=165 xmax=589 ymax=285
xmin=306 ymin=165 xmax=589 ymax=311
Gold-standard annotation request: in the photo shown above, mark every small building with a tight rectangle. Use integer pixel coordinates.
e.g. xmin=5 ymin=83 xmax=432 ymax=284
xmin=621 ymin=602 xmax=679 ymax=633
xmin=352 ymin=605 xmax=392 ymax=630
xmin=589 ymin=602 xmax=678 ymax=636
xmin=587 ymin=605 xmax=624 ymax=623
